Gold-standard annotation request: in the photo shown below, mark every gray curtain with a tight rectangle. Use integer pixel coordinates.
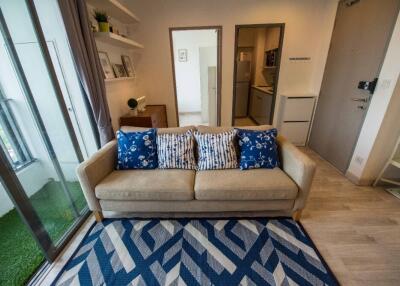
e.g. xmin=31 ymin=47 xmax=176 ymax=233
xmin=58 ymin=0 xmax=114 ymax=147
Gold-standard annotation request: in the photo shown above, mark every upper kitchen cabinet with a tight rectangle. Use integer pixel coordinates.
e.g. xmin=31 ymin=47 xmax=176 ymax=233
xmin=238 ymin=28 xmax=256 ymax=47
xmin=264 ymin=27 xmax=281 ymax=51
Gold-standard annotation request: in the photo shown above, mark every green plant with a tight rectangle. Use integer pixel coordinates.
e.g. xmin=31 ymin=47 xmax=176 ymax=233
xmin=127 ymin=98 xmax=138 ymax=109
xmin=93 ymin=10 xmax=108 ymax=23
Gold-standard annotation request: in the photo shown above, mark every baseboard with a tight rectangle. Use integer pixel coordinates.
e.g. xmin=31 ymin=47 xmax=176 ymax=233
xmin=345 ymin=170 xmax=374 ymax=186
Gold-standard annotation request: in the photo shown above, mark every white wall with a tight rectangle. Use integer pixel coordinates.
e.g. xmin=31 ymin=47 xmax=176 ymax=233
xmin=172 ymin=29 xmax=217 ymax=113
xmin=346 ymin=12 xmax=400 ymax=184
xmin=124 ymin=0 xmax=338 ymax=126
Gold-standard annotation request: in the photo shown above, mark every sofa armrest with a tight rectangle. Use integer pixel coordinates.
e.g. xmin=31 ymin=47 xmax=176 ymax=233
xmin=277 ymin=135 xmax=316 ymax=211
xmin=76 ymin=140 xmax=117 ymax=211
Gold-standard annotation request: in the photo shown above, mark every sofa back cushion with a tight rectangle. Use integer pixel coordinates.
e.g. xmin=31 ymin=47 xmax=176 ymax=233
xmin=236 ymin=128 xmax=279 ymax=170
xmin=196 ymin=125 xmax=273 ymax=133
xmin=120 ymin=126 xmax=195 ymax=134
xmin=116 ymin=129 xmax=158 ymax=170
xmin=194 ymin=130 xmax=238 ymax=170
xmin=157 ymin=131 xmax=196 ymax=169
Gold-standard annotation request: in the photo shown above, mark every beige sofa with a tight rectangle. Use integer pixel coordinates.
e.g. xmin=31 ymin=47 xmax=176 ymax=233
xmin=77 ymin=125 xmax=316 ymax=222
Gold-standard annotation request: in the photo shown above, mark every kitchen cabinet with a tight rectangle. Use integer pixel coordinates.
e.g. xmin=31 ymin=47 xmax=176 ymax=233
xmin=277 ymin=95 xmax=316 ymax=146
xmin=249 ymin=87 xmax=273 ymax=125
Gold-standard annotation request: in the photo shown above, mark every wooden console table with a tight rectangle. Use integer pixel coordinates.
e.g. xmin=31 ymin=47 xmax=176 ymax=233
xmin=119 ymin=105 xmax=167 ymax=128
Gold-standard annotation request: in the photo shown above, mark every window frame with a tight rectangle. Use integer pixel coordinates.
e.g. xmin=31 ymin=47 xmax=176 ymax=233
xmin=0 ymin=86 xmax=34 ymax=171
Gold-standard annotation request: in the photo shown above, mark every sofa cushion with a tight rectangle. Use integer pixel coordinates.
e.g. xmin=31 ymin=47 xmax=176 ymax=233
xmin=194 ymin=130 xmax=238 ymax=170
xmin=116 ymin=129 xmax=158 ymax=170
xmin=236 ymin=128 xmax=279 ymax=170
xmin=194 ymin=168 xmax=298 ymax=200
xmin=95 ymin=169 xmax=195 ymax=201
xmin=157 ymin=131 xmax=196 ymax=169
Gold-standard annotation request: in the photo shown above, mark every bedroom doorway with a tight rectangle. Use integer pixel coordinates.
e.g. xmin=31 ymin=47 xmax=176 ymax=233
xmin=169 ymin=27 xmax=222 ymax=126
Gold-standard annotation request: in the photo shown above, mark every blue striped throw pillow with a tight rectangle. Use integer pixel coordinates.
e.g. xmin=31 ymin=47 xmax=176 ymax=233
xmin=194 ymin=130 xmax=238 ymax=170
xmin=157 ymin=131 xmax=196 ymax=169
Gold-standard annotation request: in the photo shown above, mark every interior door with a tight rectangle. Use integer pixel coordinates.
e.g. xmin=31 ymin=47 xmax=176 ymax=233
xmin=309 ymin=0 xmax=400 ymax=173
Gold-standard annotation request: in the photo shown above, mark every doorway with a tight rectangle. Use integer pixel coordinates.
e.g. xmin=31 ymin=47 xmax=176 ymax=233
xmin=169 ymin=27 xmax=222 ymax=126
xmin=309 ymin=0 xmax=400 ymax=173
xmin=231 ymin=24 xmax=284 ymax=126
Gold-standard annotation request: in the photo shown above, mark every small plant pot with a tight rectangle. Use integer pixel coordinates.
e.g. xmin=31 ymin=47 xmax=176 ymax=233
xmin=130 ymin=108 xmax=138 ymax=116
xmin=98 ymin=22 xmax=109 ymax=32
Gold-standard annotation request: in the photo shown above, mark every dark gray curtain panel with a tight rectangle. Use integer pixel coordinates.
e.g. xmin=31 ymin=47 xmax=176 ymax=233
xmin=58 ymin=0 xmax=114 ymax=147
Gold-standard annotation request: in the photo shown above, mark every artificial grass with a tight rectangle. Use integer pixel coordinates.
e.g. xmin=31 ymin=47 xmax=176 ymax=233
xmin=0 ymin=181 xmax=86 ymax=286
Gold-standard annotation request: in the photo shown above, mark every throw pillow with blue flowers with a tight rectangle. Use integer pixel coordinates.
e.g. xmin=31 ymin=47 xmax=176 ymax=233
xmin=116 ymin=129 xmax=158 ymax=170
xmin=236 ymin=128 xmax=279 ymax=170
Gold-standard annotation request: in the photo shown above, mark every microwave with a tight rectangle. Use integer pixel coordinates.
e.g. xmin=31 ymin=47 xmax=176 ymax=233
xmin=265 ymin=48 xmax=278 ymax=67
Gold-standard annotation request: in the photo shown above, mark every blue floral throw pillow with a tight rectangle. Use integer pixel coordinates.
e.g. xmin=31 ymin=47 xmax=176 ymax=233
xmin=116 ymin=129 xmax=158 ymax=170
xmin=236 ymin=128 xmax=279 ymax=170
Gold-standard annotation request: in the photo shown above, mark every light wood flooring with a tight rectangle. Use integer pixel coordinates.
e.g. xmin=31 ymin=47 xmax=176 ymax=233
xmin=301 ymin=148 xmax=400 ymax=286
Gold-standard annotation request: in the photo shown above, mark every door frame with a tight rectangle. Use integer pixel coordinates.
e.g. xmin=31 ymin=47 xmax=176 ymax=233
xmin=169 ymin=26 xmax=222 ymax=126
xmin=231 ymin=23 xmax=285 ymax=126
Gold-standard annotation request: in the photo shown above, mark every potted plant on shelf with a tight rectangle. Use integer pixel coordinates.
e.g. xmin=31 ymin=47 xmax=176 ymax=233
xmin=93 ymin=11 xmax=109 ymax=32
xmin=127 ymin=98 xmax=138 ymax=116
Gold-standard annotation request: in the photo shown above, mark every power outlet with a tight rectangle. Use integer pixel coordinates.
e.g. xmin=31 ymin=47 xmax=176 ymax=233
xmin=355 ymin=156 xmax=364 ymax=165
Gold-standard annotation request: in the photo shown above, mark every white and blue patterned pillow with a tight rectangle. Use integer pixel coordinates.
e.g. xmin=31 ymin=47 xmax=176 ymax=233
xmin=236 ymin=128 xmax=279 ymax=170
xmin=194 ymin=130 xmax=238 ymax=170
xmin=116 ymin=129 xmax=158 ymax=170
xmin=157 ymin=131 xmax=196 ymax=169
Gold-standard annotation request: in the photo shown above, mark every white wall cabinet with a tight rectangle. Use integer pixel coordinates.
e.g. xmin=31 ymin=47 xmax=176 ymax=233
xmin=277 ymin=95 xmax=316 ymax=146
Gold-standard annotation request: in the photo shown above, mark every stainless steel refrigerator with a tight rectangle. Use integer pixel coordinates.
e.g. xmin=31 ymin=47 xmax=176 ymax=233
xmin=235 ymin=60 xmax=251 ymax=117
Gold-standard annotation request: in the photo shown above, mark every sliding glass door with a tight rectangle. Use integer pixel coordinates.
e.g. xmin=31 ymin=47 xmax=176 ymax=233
xmin=0 ymin=0 xmax=92 ymax=284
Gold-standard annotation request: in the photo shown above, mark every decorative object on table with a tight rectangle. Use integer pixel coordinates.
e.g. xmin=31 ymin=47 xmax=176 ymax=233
xmin=98 ymin=51 xmax=115 ymax=79
xmin=127 ymin=98 xmax=138 ymax=116
xmin=157 ymin=130 xmax=196 ymax=169
xmin=116 ymin=129 xmax=158 ymax=170
xmin=93 ymin=10 xmax=109 ymax=32
xmin=236 ymin=128 xmax=280 ymax=170
xmin=112 ymin=64 xmax=127 ymax=78
xmin=136 ymin=96 xmax=146 ymax=112
xmin=119 ymin=105 xmax=167 ymax=128
xmin=194 ymin=130 xmax=238 ymax=170
xmin=54 ymin=218 xmax=339 ymax=285
xmin=178 ymin=49 xmax=187 ymax=62
xmin=121 ymin=55 xmax=135 ymax=77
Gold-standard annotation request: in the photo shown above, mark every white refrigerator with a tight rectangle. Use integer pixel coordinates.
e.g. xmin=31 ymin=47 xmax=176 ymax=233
xmin=235 ymin=60 xmax=251 ymax=117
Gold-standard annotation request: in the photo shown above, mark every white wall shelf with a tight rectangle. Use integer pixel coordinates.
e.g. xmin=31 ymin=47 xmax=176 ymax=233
xmin=94 ymin=32 xmax=143 ymax=49
xmin=105 ymin=77 xmax=135 ymax=83
xmin=87 ymin=0 xmax=140 ymax=24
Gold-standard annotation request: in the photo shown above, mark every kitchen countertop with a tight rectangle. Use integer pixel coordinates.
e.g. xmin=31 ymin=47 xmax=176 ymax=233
xmin=252 ymin=85 xmax=274 ymax=95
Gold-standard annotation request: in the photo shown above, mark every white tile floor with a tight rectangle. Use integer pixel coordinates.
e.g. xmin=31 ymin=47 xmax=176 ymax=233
xmin=179 ymin=112 xmax=208 ymax=126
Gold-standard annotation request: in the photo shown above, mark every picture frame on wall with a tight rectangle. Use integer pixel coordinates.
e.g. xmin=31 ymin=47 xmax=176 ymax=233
xmin=121 ymin=55 xmax=136 ymax=78
xmin=98 ymin=51 xmax=115 ymax=79
xmin=112 ymin=64 xmax=127 ymax=78
xmin=178 ymin=49 xmax=187 ymax=62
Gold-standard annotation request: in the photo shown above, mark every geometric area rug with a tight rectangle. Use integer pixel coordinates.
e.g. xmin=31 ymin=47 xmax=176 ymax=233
xmin=53 ymin=218 xmax=338 ymax=286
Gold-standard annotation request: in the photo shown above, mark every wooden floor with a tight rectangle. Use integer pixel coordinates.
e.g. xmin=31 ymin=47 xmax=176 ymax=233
xmin=301 ymin=148 xmax=400 ymax=286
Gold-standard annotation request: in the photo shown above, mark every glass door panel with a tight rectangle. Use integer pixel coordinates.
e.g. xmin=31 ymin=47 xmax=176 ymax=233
xmin=0 ymin=0 xmax=88 ymax=268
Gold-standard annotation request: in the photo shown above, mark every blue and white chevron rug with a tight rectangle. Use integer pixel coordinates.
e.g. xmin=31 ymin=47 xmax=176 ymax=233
xmin=53 ymin=218 xmax=338 ymax=286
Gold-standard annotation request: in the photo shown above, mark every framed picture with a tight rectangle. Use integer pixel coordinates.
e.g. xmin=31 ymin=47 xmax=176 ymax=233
xmin=121 ymin=55 xmax=136 ymax=77
xmin=178 ymin=49 xmax=187 ymax=62
xmin=112 ymin=64 xmax=127 ymax=78
xmin=98 ymin=51 xmax=115 ymax=79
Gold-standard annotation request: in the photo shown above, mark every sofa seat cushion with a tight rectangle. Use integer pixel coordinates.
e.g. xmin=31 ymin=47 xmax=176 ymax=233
xmin=194 ymin=168 xmax=298 ymax=200
xmin=95 ymin=169 xmax=195 ymax=201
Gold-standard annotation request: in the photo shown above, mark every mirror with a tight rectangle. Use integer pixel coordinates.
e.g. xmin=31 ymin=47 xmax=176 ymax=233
xmin=232 ymin=24 xmax=284 ymax=126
